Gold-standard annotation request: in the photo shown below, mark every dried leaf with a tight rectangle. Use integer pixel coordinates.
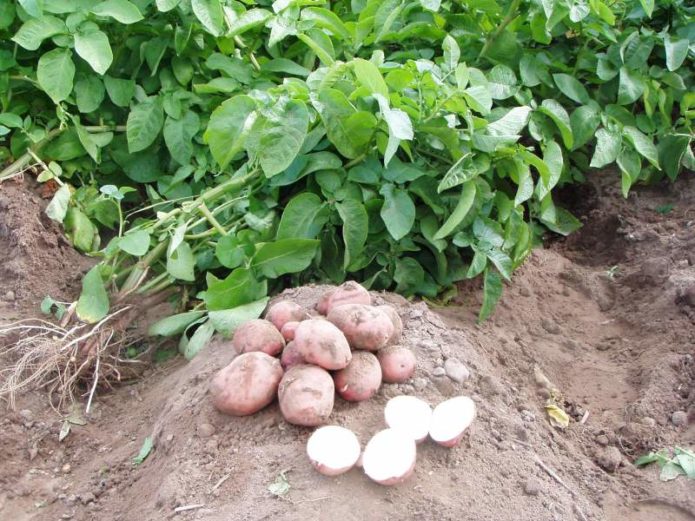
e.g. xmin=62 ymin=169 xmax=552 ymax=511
xmin=545 ymin=402 xmax=570 ymax=429
xmin=58 ymin=420 xmax=71 ymax=442
xmin=268 ymin=470 xmax=290 ymax=496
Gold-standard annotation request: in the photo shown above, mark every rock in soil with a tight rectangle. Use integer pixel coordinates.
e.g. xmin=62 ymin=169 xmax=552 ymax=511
xmin=444 ymin=358 xmax=470 ymax=383
xmin=431 ymin=366 xmax=446 ymax=377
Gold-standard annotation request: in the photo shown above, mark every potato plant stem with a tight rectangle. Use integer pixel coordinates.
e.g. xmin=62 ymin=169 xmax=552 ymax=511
xmin=478 ymin=0 xmax=521 ymax=59
xmin=117 ymin=168 xmax=259 ymax=296
xmin=118 ymin=241 xmax=168 ymax=297
xmin=199 ymin=202 xmax=228 ymax=236
xmin=136 ymin=271 xmax=171 ymax=294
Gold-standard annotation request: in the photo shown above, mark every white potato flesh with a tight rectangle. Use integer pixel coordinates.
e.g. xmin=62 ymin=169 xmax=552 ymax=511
xmin=384 ymin=396 xmax=432 ymax=442
xmin=362 ymin=428 xmax=416 ymax=485
xmin=307 ymin=426 xmax=361 ymax=476
xmin=429 ymin=396 xmax=476 ymax=447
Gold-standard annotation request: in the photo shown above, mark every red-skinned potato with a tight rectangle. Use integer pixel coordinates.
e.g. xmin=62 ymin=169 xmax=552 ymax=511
xmin=232 ymin=319 xmax=285 ymax=356
xmin=294 ymin=319 xmax=352 ymax=370
xmin=377 ymin=346 xmax=416 ymax=383
xmin=280 ymin=341 xmax=304 ymax=369
xmin=334 ymin=351 xmax=382 ymax=402
xmin=377 ymin=305 xmax=403 ymax=345
xmin=362 ymin=428 xmax=417 ymax=485
xmin=210 ymin=352 xmax=283 ymax=416
xmin=265 ymin=300 xmax=309 ymax=331
xmin=327 ymin=304 xmax=394 ymax=351
xmin=316 ymin=281 xmax=371 ymax=315
xmin=280 ymin=321 xmax=299 ymax=342
xmin=278 ymin=365 xmax=335 ymax=426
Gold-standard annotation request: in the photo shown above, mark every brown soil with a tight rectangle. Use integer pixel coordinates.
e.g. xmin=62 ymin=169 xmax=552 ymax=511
xmin=1 ymin=173 xmax=694 ymax=521
xmin=0 ymin=178 xmax=93 ymax=321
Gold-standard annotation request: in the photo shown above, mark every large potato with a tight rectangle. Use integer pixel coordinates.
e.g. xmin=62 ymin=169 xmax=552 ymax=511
xmin=377 ymin=345 xmax=416 ymax=383
xmin=316 ymin=281 xmax=371 ymax=315
xmin=210 ymin=352 xmax=283 ymax=416
xmin=327 ymin=304 xmax=394 ymax=351
xmin=232 ymin=319 xmax=285 ymax=356
xmin=278 ymin=365 xmax=335 ymax=426
xmin=294 ymin=319 xmax=352 ymax=370
xmin=265 ymin=300 xmax=309 ymax=331
xmin=377 ymin=305 xmax=403 ymax=345
xmin=334 ymin=351 xmax=382 ymax=402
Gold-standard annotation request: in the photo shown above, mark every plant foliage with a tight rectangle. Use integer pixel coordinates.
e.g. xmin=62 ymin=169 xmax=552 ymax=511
xmin=0 ymin=0 xmax=692 ymax=344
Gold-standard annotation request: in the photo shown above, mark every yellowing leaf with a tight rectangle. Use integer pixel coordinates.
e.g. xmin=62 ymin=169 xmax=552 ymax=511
xmin=545 ymin=402 xmax=570 ymax=429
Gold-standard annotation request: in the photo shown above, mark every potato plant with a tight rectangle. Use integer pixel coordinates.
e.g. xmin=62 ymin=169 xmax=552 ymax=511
xmin=0 ymin=0 xmax=692 ymax=347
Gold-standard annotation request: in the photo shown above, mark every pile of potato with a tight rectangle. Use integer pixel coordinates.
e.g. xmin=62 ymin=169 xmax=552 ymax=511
xmin=210 ymin=282 xmax=417 ymax=426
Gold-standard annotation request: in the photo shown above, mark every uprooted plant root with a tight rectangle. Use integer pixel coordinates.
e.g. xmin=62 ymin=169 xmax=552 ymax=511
xmin=0 ymin=305 xmax=149 ymax=413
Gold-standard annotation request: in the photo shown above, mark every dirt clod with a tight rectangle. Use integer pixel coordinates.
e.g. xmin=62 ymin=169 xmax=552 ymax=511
xmin=540 ymin=318 xmax=560 ymax=334
xmin=595 ymin=446 xmax=622 ymax=473
xmin=197 ymin=423 xmax=216 ymax=437
xmin=523 ymin=478 xmax=542 ymax=496
xmin=670 ymin=411 xmax=687 ymax=427
xmin=683 ymin=285 xmax=695 ymax=307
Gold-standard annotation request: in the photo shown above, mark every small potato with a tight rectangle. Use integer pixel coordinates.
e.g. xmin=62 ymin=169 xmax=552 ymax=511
xmin=327 ymin=304 xmax=394 ymax=351
xmin=280 ymin=341 xmax=304 ymax=369
xmin=316 ymin=281 xmax=371 ymax=315
xmin=278 ymin=365 xmax=335 ymax=426
xmin=334 ymin=351 xmax=382 ymax=402
xmin=265 ymin=300 xmax=309 ymax=331
xmin=210 ymin=352 xmax=283 ymax=416
xmin=294 ymin=319 xmax=352 ymax=370
xmin=232 ymin=319 xmax=285 ymax=356
xmin=377 ymin=305 xmax=403 ymax=345
xmin=280 ymin=321 xmax=299 ymax=342
xmin=377 ymin=346 xmax=416 ymax=383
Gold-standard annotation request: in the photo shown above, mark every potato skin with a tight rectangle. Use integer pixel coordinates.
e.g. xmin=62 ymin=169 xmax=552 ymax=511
xmin=210 ymin=352 xmax=283 ymax=416
xmin=377 ymin=346 xmax=416 ymax=383
xmin=294 ymin=319 xmax=352 ymax=370
xmin=280 ymin=341 xmax=304 ymax=369
xmin=316 ymin=281 xmax=371 ymax=315
xmin=327 ymin=304 xmax=394 ymax=351
xmin=278 ymin=365 xmax=335 ymax=426
xmin=334 ymin=351 xmax=382 ymax=402
xmin=232 ymin=319 xmax=285 ymax=356
xmin=376 ymin=305 xmax=403 ymax=346
xmin=265 ymin=300 xmax=309 ymax=331
xmin=280 ymin=321 xmax=299 ymax=342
